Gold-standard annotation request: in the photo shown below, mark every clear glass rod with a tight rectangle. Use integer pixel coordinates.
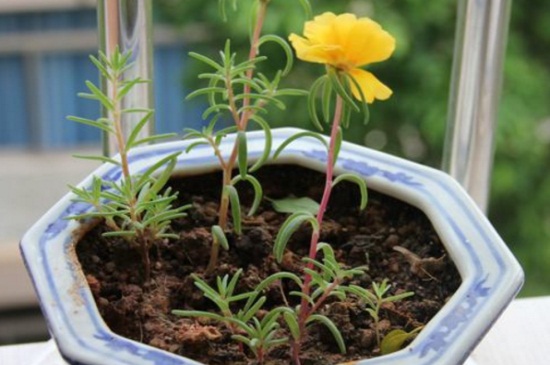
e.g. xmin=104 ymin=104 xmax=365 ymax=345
xmin=443 ymin=0 xmax=511 ymax=213
xmin=97 ymin=0 xmax=154 ymax=157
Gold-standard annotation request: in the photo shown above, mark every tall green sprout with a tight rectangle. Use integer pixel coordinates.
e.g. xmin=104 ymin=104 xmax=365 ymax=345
xmin=68 ymin=48 xmax=190 ymax=282
xmin=184 ymin=0 xmax=309 ymax=274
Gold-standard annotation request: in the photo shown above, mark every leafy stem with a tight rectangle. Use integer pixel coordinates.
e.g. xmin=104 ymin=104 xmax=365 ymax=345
xmin=68 ymin=48 xmax=185 ymax=283
xmin=205 ymin=0 xmax=271 ymax=274
xmin=292 ymin=95 xmax=343 ymax=358
xmin=239 ymin=0 xmax=269 ymax=129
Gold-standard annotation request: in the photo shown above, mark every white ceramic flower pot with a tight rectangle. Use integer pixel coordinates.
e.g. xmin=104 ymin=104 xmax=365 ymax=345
xmin=21 ymin=128 xmax=523 ymax=365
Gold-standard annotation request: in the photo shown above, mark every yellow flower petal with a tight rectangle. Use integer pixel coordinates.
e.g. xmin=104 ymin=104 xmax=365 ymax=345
xmin=345 ymin=18 xmax=396 ymax=66
xmin=348 ymin=68 xmax=392 ymax=103
xmin=291 ymin=12 xmax=395 ymax=70
xmin=288 ymin=33 xmax=340 ymax=65
xmin=303 ymin=12 xmax=339 ymax=45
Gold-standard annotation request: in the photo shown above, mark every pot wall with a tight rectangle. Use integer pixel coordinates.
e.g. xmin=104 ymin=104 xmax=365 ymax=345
xmin=20 ymin=128 xmax=523 ymax=365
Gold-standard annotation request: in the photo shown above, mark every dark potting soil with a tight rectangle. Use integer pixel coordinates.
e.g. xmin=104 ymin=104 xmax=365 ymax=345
xmin=76 ymin=164 xmax=461 ymax=365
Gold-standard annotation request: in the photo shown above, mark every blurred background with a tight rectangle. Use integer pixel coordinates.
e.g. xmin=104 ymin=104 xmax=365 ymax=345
xmin=1 ymin=0 xmax=549 ymax=345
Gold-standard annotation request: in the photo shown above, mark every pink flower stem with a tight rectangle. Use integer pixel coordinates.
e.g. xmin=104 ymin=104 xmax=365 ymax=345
xmin=291 ymin=95 xmax=344 ymax=365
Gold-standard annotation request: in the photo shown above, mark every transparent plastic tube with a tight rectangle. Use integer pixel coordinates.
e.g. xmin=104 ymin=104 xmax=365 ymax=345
xmin=97 ymin=0 xmax=154 ymax=156
xmin=443 ymin=0 xmax=511 ymax=212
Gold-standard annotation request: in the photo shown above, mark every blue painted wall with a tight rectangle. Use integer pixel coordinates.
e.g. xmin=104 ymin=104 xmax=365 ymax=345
xmin=0 ymin=56 xmax=29 ymax=145
xmin=0 ymin=9 xmax=202 ymax=148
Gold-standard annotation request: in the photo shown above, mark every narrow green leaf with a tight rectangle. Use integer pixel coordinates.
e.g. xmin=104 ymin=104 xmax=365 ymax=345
xmin=298 ymin=0 xmax=312 ymax=18
xmin=232 ymin=56 xmax=267 ymax=73
xmin=267 ymin=337 xmax=288 ymax=347
xmin=310 ymin=286 xmax=328 ymax=301
xmin=223 ymin=185 xmax=242 ymax=234
xmin=121 ymin=108 xmax=152 ymax=114
xmin=303 ymin=263 xmax=332 ymax=282
xmin=333 ymin=126 xmax=343 ymax=165
xmin=308 ymin=75 xmax=327 ymax=130
xmin=255 ymin=272 xmax=303 ymax=293
xmin=202 ymin=104 xmax=231 ymax=120
xmin=125 ymin=110 xmax=154 ymax=148
xmin=218 ymin=0 xmax=228 ymax=21
xmin=189 ymin=52 xmax=223 ymax=71
xmin=234 ymin=93 xmax=285 ymax=110
xmin=132 ymin=133 xmax=177 ymax=147
xmin=186 ymin=140 xmax=210 ymax=153
xmin=182 ymin=129 xmax=204 ymax=139
xmin=72 ymin=154 xmax=120 ymax=166
xmin=142 ymin=210 xmax=185 ymax=227
xmin=366 ymin=308 xmax=379 ymax=322
xmin=283 ymin=311 xmax=300 ymax=341
xmin=85 ymin=80 xmax=114 ymax=111
xmin=240 ymin=296 xmax=266 ymax=323
xmin=248 ymin=115 xmax=272 ymax=172
xmin=258 ymin=34 xmax=294 ymax=76
xmin=186 ymin=87 xmax=227 ymax=100
xmin=217 ymin=275 xmax=228 ymax=297
xmin=76 ymin=92 xmax=97 ymax=101
xmin=316 ymin=242 xmax=335 ymax=259
xmin=307 ymin=314 xmax=346 ymax=354
xmin=231 ymin=335 xmax=253 ymax=348
xmin=273 ymin=88 xmax=309 ymax=97
xmin=345 ymin=72 xmax=370 ymax=125
xmin=332 ymin=173 xmax=368 ymax=210
xmin=380 ymin=328 xmax=422 ymax=355
xmin=228 ymin=292 xmax=256 ymax=303
xmin=274 ymin=212 xmax=318 ymax=263
xmin=327 ymin=69 xmax=359 ymax=113
xmin=144 ymin=152 xmax=181 ymax=195
xmin=212 ymin=225 xmax=229 ymax=251
xmin=118 ymin=77 xmax=148 ymax=100
xmin=322 ymin=78 xmax=333 ymax=124
xmin=204 ymin=117 xmax=217 ymax=135
xmin=198 ymin=72 xmax=225 ymax=82
xmin=261 ymin=308 xmax=284 ymax=328
xmin=237 ymin=131 xmax=248 ymax=178
xmin=89 ymin=54 xmax=110 ymax=79
xmin=207 ymin=76 xmax=221 ymax=108
xmin=192 ymin=275 xmax=220 ymax=299
xmin=344 ymin=285 xmax=376 ymax=304
xmin=67 ymin=116 xmax=114 ymax=134
xmin=102 ymin=230 xmax=136 ymax=237
xmin=238 ymin=105 xmax=267 ymax=115
xmin=290 ymin=291 xmax=314 ymax=305
xmin=231 ymin=175 xmax=263 ymax=216
xmin=232 ymin=79 xmax=263 ymax=95
xmin=268 ymin=196 xmax=320 ymax=215
xmin=273 ymin=131 xmax=328 ymax=160
xmin=172 ymin=310 xmax=226 ymax=323
xmin=215 ymin=125 xmax=238 ymax=141
xmin=383 ymin=291 xmax=415 ymax=303
xmin=226 ymin=269 xmax=243 ymax=297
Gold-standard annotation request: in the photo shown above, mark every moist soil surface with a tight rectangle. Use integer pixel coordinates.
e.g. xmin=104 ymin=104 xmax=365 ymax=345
xmin=76 ymin=164 xmax=461 ymax=365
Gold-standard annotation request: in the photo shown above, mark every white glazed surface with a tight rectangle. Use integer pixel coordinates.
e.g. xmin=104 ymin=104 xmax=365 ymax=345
xmin=20 ymin=128 xmax=523 ymax=365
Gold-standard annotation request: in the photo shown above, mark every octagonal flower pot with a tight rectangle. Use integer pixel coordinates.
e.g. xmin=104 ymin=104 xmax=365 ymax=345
xmin=21 ymin=128 xmax=523 ymax=365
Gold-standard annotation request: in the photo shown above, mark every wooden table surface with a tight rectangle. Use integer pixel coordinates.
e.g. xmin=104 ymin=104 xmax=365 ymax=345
xmin=1 ymin=296 xmax=548 ymax=365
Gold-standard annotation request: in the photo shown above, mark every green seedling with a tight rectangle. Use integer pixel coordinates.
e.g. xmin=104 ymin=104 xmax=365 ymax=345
xmin=346 ymin=279 xmax=414 ymax=346
xmin=183 ymin=0 xmax=308 ymax=275
xmin=67 ymin=48 xmax=188 ymax=282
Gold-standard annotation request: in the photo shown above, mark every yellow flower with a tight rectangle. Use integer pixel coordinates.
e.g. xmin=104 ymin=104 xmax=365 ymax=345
xmin=289 ymin=12 xmax=395 ymax=103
